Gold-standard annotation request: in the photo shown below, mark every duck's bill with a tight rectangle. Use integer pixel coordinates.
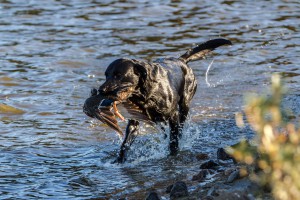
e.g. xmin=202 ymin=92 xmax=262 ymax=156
xmin=94 ymin=108 xmax=123 ymax=137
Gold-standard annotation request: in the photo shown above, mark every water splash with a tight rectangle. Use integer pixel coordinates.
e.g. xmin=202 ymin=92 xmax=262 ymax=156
xmin=205 ymin=59 xmax=215 ymax=87
xmin=124 ymin=129 xmax=170 ymax=164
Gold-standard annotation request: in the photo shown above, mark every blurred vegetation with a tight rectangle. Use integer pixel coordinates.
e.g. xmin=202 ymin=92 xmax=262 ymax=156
xmin=230 ymin=74 xmax=300 ymax=200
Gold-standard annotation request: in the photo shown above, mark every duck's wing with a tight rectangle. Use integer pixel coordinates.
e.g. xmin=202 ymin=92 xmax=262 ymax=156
xmin=119 ymin=101 xmax=155 ymax=126
xmin=94 ymin=107 xmax=123 ymax=137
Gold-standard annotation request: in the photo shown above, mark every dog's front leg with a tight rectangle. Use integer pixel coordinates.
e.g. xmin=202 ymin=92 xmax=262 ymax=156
xmin=115 ymin=119 xmax=139 ymax=163
xmin=169 ymin=113 xmax=180 ymax=156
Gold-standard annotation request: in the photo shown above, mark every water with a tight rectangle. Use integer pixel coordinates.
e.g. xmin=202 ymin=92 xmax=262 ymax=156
xmin=0 ymin=0 xmax=299 ymax=199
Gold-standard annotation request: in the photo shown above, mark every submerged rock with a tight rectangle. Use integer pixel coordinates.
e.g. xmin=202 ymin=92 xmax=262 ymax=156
xmin=214 ymin=191 xmax=250 ymax=200
xmin=192 ymin=169 xmax=210 ymax=182
xmin=166 ymin=184 xmax=173 ymax=194
xmin=169 ymin=181 xmax=189 ymax=200
xmin=196 ymin=153 xmax=209 ymax=160
xmin=205 ymin=178 xmax=261 ymax=200
xmin=207 ymin=186 xmax=219 ymax=197
xmin=145 ymin=191 xmax=160 ymax=200
xmin=200 ymin=160 xmax=220 ymax=170
xmin=227 ymin=170 xmax=240 ymax=183
xmin=202 ymin=195 xmax=214 ymax=200
xmin=224 ymin=167 xmax=237 ymax=176
xmin=217 ymin=148 xmax=232 ymax=160
xmin=69 ymin=176 xmax=95 ymax=187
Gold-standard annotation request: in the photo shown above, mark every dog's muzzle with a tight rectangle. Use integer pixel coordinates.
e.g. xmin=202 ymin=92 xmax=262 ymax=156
xmin=98 ymin=86 xmax=135 ymax=101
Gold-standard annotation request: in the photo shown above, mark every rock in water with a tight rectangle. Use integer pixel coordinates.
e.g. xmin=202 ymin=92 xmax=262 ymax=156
xmin=227 ymin=170 xmax=240 ymax=183
xmin=217 ymin=148 xmax=232 ymax=160
xmin=145 ymin=191 xmax=160 ymax=200
xmin=196 ymin=153 xmax=209 ymax=160
xmin=169 ymin=181 xmax=189 ymax=199
xmin=166 ymin=184 xmax=173 ymax=193
xmin=69 ymin=176 xmax=94 ymax=187
xmin=192 ymin=169 xmax=210 ymax=182
xmin=200 ymin=160 xmax=220 ymax=170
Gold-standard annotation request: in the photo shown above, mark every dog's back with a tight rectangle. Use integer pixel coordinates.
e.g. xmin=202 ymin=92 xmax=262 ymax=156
xmin=151 ymin=38 xmax=233 ymax=113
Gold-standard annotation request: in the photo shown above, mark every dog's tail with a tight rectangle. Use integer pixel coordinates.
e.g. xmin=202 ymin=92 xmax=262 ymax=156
xmin=179 ymin=38 xmax=232 ymax=63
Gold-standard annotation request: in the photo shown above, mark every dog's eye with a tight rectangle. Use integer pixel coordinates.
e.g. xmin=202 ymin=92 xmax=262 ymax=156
xmin=113 ymin=73 xmax=121 ymax=79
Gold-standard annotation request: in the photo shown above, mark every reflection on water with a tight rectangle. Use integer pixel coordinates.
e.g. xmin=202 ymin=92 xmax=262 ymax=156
xmin=0 ymin=0 xmax=299 ymax=199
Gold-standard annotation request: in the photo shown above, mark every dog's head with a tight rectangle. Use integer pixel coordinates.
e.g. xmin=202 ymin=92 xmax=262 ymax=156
xmin=98 ymin=58 xmax=147 ymax=101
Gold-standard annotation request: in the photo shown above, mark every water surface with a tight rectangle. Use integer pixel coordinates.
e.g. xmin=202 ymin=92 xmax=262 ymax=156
xmin=0 ymin=0 xmax=299 ymax=199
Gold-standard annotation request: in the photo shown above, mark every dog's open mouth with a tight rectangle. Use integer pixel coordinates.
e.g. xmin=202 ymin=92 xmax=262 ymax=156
xmin=100 ymin=86 xmax=135 ymax=102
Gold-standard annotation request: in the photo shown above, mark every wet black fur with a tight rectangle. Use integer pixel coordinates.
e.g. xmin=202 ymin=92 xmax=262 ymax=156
xmin=98 ymin=38 xmax=232 ymax=163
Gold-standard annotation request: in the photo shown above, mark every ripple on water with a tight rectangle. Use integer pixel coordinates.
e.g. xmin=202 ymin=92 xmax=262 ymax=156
xmin=0 ymin=0 xmax=299 ymax=199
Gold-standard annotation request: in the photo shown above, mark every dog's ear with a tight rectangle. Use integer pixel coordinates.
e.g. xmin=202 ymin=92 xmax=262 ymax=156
xmin=131 ymin=60 xmax=149 ymax=94
xmin=132 ymin=59 xmax=148 ymax=81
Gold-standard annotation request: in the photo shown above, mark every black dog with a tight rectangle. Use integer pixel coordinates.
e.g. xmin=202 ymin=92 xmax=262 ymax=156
xmin=85 ymin=38 xmax=231 ymax=163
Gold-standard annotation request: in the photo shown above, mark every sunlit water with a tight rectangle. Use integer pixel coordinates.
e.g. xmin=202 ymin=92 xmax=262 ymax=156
xmin=0 ymin=0 xmax=299 ymax=199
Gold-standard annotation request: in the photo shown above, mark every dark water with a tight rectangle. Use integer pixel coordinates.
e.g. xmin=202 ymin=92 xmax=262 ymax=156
xmin=0 ymin=0 xmax=299 ymax=199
